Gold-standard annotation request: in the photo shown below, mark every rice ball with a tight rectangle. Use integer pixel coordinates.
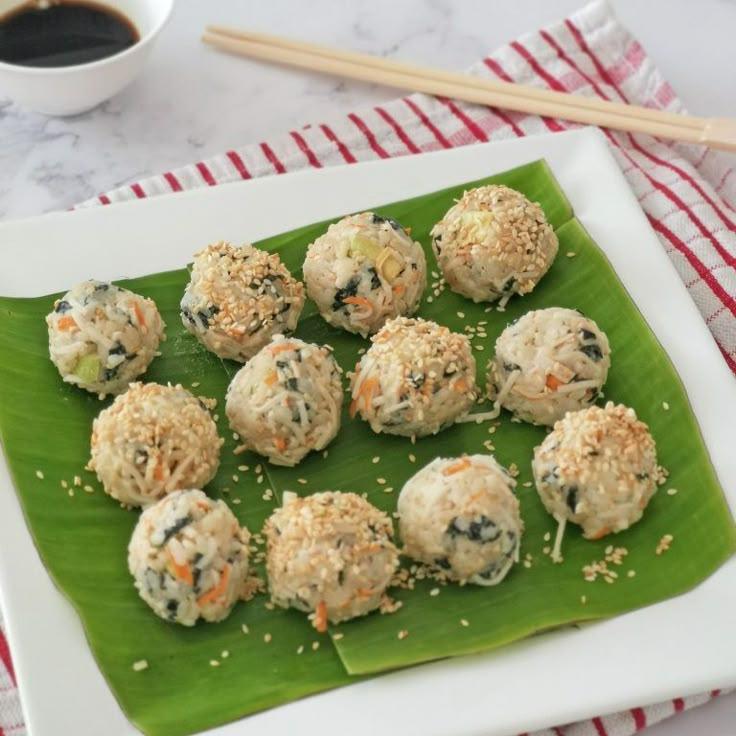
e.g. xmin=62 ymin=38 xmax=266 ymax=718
xmin=532 ymin=402 xmax=664 ymax=559
xmin=128 ymin=489 xmax=250 ymax=625
xmin=264 ymin=491 xmax=399 ymax=630
xmin=225 ymin=336 xmax=343 ymax=466
xmin=180 ymin=241 xmax=305 ymax=362
xmin=430 ymin=185 xmax=558 ymax=304
xmin=488 ymin=307 xmax=611 ymax=426
xmin=303 ymin=212 xmax=427 ymax=337
xmin=46 ymin=279 xmax=164 ymax=398
xmin=398 ymin=455 xmax=523 ymax=585
xmin=89 ymin=382 xmax=223 ymax=507
xmin=349 ymin=316 xmax=478 ymax=438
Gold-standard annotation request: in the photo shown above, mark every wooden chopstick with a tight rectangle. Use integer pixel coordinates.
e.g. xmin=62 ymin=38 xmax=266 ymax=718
xmin=201 ymin=26 xmax=736 ymax=152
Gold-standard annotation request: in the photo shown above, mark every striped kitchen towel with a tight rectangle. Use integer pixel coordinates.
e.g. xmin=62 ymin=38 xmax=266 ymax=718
xmin=2 ymin=1 xmax=734 ymax=736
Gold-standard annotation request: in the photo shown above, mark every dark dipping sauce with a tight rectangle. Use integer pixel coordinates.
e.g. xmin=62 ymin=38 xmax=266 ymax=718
xmin=0 ymin=1 xmax=139 ymax=68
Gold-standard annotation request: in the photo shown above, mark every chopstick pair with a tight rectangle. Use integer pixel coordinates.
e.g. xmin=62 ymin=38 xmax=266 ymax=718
xmin=201 ymin=25 xmax=736 ymax=152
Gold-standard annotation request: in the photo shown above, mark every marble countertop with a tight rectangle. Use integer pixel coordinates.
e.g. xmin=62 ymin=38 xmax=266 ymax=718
xmin=1 ymin=0 xmax=735 ymax=733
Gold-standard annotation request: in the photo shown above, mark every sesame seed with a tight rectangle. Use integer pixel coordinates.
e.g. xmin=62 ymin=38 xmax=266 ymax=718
xmin=426 ymin=296 xmax=434 ymax=303
xmin=474 ymin=344 xmax=483 ymax=351
xmin=297 ymin=478 xmax=308 ymax=485
xmin=241 ymin=624 xmax=250 ymax=634
xmin=322 ymin=450 xmax=329 ymax=459
xmin=35 ymin=470 xmax=44 ymax=480
xmin=332 ymin=632 xmax=344 ymax=641
xmin=257 ymin=475 xmax=264 ymax=484
xmin=460 ymin=619 xmax=470 ymax=627
xmin=662 ymin=401 xmax=670 ymax=411
xmin=132 ymin=659 xmax=148 ymax=672
xmin=430 ymin=587 xmax=440 ymax=596
xmin=656 ymin=534 xmax=673 ymax=555
xmin=68 ymin=489 xmax=74 ymax=497
xmin=627 ymin=570 xmax=636 ymax=578
xmin=667 ymin=488 xmax=678 ymax=496
xmin=376 ymin=478 xmax=386 ymax=485
xmin=84 ymin=485 xmax=94 ymax=494
xmin=566 ymin=251 xmax=576 ymax=258
xmin=543 ymin=532 xmax=551 ymax=542
xmin=232 ymin=498 xmax=242 ymax=505
xmin=383 ymin=487 xmax=394 ymax=494
xmin=297 ymin=645 xmax=305 ymax=655
xmin=191 ymin=382 xmax=201 ymax=388
xmin=61 ymin=480 xmax=68 ymax=489
xmin=209 ymin=659 xmax=220 ymax=667
xmin=523 ymin=560 xmax=532 ymax=568
xmin=73 ymin=475 xmax=82 ymax=486
xmin=522 ymin=481 xmax=532 ymax=488
xmin=311 ymin=641 xmax=320 ymax=651
xmin=232 ymin=474 xmax=239 ymax=483
xmin=264 ymin=602 xmax=275 ymax=610
xmin=255 ymin=464 xmax=262 ymax=473
xmin=580 ymin=595 xmax=587 ymax=604
xmin=372 ymin=456 xmax=381 ymax=464
xmin=409 ymin=454 xmax=416 ymax=463
xmin=221 ymin=650 xmax=230 ymax=658
xmin=238 ymin=465 xmax=249 ymax=472
xmin=264 ymin=633 xmax=272 ymax=643
xmin=457 ymin=311 xmax=465 ymax=319
xmin=397 ymin=629 xmax=409 ymax=640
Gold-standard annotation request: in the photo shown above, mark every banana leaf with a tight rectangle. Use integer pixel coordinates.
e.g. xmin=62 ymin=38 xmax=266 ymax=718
xmin=0 ymin=160 xmax=733 ymax=736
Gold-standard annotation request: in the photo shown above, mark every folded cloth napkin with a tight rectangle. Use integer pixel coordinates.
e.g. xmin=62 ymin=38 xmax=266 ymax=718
xmin=1 ymin=1 xmax=734 ymax=735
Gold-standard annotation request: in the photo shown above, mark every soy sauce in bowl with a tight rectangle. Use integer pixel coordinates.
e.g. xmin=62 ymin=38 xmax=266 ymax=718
xmin=0 ymin=0 xmax=139 ymax=68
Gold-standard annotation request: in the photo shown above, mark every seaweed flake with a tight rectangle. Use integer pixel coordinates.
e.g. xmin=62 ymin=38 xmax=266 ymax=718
xmin=564 ymin=486 xmax=579 ymax=513
xmin=332 ymin=277 xmax=360 ymax=311
xmin=580 ymin=328 xmax=596 ymax=341
xmin=161 ymin=514 xmax=193 ymax=544
xmin=446 ymin=515 xmax=501 ymax=544
xmin=371 ymin=213 xmax=405 ymax=232
xmin=434 ymin=556 xmax=451 ymax=570
xmin=368 ymin=267 xmax=381 ymax=290
xmin=54 ymin=300 xmax=72 ymax=314
xmin=580 ymin=343 xmax=603 ymax=362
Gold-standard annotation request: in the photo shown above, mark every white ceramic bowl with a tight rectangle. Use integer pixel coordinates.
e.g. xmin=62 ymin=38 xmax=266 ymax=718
xmin=0 ymin=0 xmax=173 ymax=115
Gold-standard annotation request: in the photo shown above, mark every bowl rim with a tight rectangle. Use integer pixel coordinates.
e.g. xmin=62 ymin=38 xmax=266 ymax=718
xmin=0 ymin=0 xmax=175 ymax=75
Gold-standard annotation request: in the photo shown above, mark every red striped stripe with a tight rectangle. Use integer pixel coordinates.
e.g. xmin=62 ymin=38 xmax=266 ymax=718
xmin=226 ymin=150 xmax=251 ymax=179
xmin=672 ymin=697 xmax=685 ymax=712
xmin=163 ymin=171 xmax=182 ymax=192
xmin=348 ymin=113 xmax=390 ymax=158
xmin=564 ymin=19 xmax=736 ymax=231
xmin=402 ymin=97 xmax=451 ymax=148
xmin=483 ymin=56 xmax=560 ymax=134
xmin=374 ymin=106 xmax=421 ymax=154
xmin=130 ymin=183 xmax=146 ymax=199
xmin=260 ymin=142 xmax=286 ymax=174
xmin=649 ymin=216 xmax=736 ymax=317
xmin=630 ymin=707 xmax=647 ymax=730
xmin=0 ymin=630 xmax=16 ymax=685
xmin=511 ymin=40 xmax=564 ymax=92
xmin=290 ymin=131 xmax=322 ymax=168
xmin=195 ymin=162 xmax=216 ymax=186
xmin=711 ymin=689 xmax=722 ymax=698
xmin=437 ymin=98 xmax=488 ymax=141
xmin=553 ymin=727 xmax=565 ymax=736
xmin=98 ymin=194 xmax=110 ymax=205
xmin=319 ymin=124 xmax=357 ymax=163
xmin=592 ymin=716 xmax=609 ymax=736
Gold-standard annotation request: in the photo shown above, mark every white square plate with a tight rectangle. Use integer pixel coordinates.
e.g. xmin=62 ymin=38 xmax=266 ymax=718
xmin=0 ymin=128 xmax=734 ymax=736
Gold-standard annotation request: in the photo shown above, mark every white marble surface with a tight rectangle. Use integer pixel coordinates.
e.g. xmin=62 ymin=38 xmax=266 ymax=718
xmin=1 ymin=0 xmax=735 ymax=733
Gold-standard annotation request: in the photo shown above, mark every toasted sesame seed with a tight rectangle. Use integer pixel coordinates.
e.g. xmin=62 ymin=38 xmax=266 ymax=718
xmin=460 ymin=619 xmax=470 ymax=627
xmin=255 ymin=464 xmax=262 ymax=473
xmin=238 ymin=465 xmax=249 ymax=472
xmin=523 ymin=560 xmax=532 ymax=568
xmin=241 ymin=624 xmax=249 ymax=634
xmin=264 ymin=633 xmax=272 ymax=643
xmin=73 ymin=475 xmax=82 ymax=486
xmin=332 ymin=632 xmax=344 ymax=641
xmin=257 ymin=475 xmax=264 ymax=484
xmin=61 ymin=480 xmax=68 ymax=489
xmin=426 ymin=296 xmax=434 ymax=303
xmin=409 ymin=453 xmax=416 ymax=463
xmin=667 ymin=488 xmax=678 ymax=496
xmin=372 ymin=456 xmax=381 ymax=464
xmin=580 ymin=595 xmax=587 ymax=604
xmin=474 ymin=344 xmax=483 ymax=351
xmin=566 ymin=251 xmax=576 ymax=258
xmin=68 ymin=489 xmax=74 ymax=497
xmin=232 ymin=474 xmax=239 ymax=483
xmin=297 ymin=478 xmax=308 ymax=485
xmin=209 ymin=659 xmax=220 ymax=667
xmin=232 ymin=498 xmax=242 ymax=505
xmin=264 ymin=602 xmax=275 ymax=610
xmin=221 ymin=650 xmax=230 ymax=658
xmin=35 ymin=470 xmax=44 ymax=480
xmin=191 ymin=382 xmax=201 ymax=388
xmin=656 ymin=534 xmax=673 ymax=555
xmin=430 ymin=587 xmax=440 ymax=597
xmin=84 ymin=485 xmax=94 ymax=494
xmin=311 ymin=641 xmax=320 ymax=651
xmin=457 ymin=311 xmax=465 ymax=319
xmin=297 ymin=645 xmax=304 ymax=654
xmin=376 ymin=478 xmax=386 ymax=485
xmin=522 ymin=481 xmax=532 ymax=488
xmin=627 ymin=570 xmax=636 ymax=578
xmin=662 ymin=401 xmax=670 ymax=411
xmin=383 ymin=487 xmax=394 ymax=494
xmin=397 ymin=629 xmax=409 ymax=640
xmin=322 ymin=450 xmax=329 ymax=459
xmin=543 ymin=532 xmax=551 ymax=542
xmin=132 ymin=659 xmax=148 ymax=672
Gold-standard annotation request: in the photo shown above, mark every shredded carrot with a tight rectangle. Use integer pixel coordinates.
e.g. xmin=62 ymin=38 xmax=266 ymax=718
xmin=274 ymin=435 xmax=287 ymax=453
xmin=197 ymin=564 xmax=231 ymax=607
xmin=392 ymin=283 xmax=405 ymax=296
xmin=196 ymin=501 xmax=210 ymax=510
xmin=166 ymin=547 xmax=193 ymax=586
xmin=442 ymin=457 xmax=472 ymax=476
xmin=588 ymin=527 xmax=610 ymax=541
xmin=349 ymin=398 xmax=359 ymax=419
xmin=405 ymin=226 xmax=412 ymax=235
xmin=132 ymin=301 xmax=146 ymax=329
xmin=271 ymin=343 xmax=296 ymax=356
xmin=313 ymin=600 xmax=328 ymax=633
xmin=343 ymin=296 xmax=375 ymax=312
xmin=545 ymin=374 xmax=563 ymax=391
xmin=56 ymin=315 xmax=78 ymax=331
xmin=264 ymin=371 xmax=278 ymax=386
xmin=153 ymin=461 xmax=166 ymax=482
xmin=454 ymin=378 xmax=468 ymax=393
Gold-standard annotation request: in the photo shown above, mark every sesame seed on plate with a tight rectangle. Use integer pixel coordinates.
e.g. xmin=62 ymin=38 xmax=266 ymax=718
xmin=662 ymin=401 xmax=670 ymax=410
xmin=241 ymin=624 xmax=249 ymax=634
xmin=297 ymin=478 xmax=308 ymax=485
xmin=264 ymin=633 xmax=272 ymax=643
xmin=132 ymin=659 xmax=148 ymax=672
xmin=372 ymin=456 xmax=381 ymax=464
xmin=667 ymin=488 xmax=678 ymax=496
xmin=566 ymin=252 xmax=577 ymax=258
xmin=221 ymin=650 xmax=230 ymax=659
xmin=312 ymin=641 xmax=320 ymax=651
xmin=35 ymin=470 xmax=44 ymax=480
xmin=297 ymin=645 xmax=304 ymax=655
xmin=209 ymin=660 xmax=220 ymax=667
xmin=430 ymin=587 xmax=440 ymax=597
xmin=397 ymin=629 xmax=409 ymax=640
xmin=460 ymin=619 xmax=470 ymax=627
xmin=332 ymin=632 xmax=344 ymax=641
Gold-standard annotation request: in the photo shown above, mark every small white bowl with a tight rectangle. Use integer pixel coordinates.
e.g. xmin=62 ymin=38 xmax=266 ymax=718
xmin=0 ymin=0 xmax=174 ymax=116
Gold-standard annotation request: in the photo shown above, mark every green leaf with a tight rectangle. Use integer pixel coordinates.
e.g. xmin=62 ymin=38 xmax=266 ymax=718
xmin=0 ymin=160 xmax=733 ymax=736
